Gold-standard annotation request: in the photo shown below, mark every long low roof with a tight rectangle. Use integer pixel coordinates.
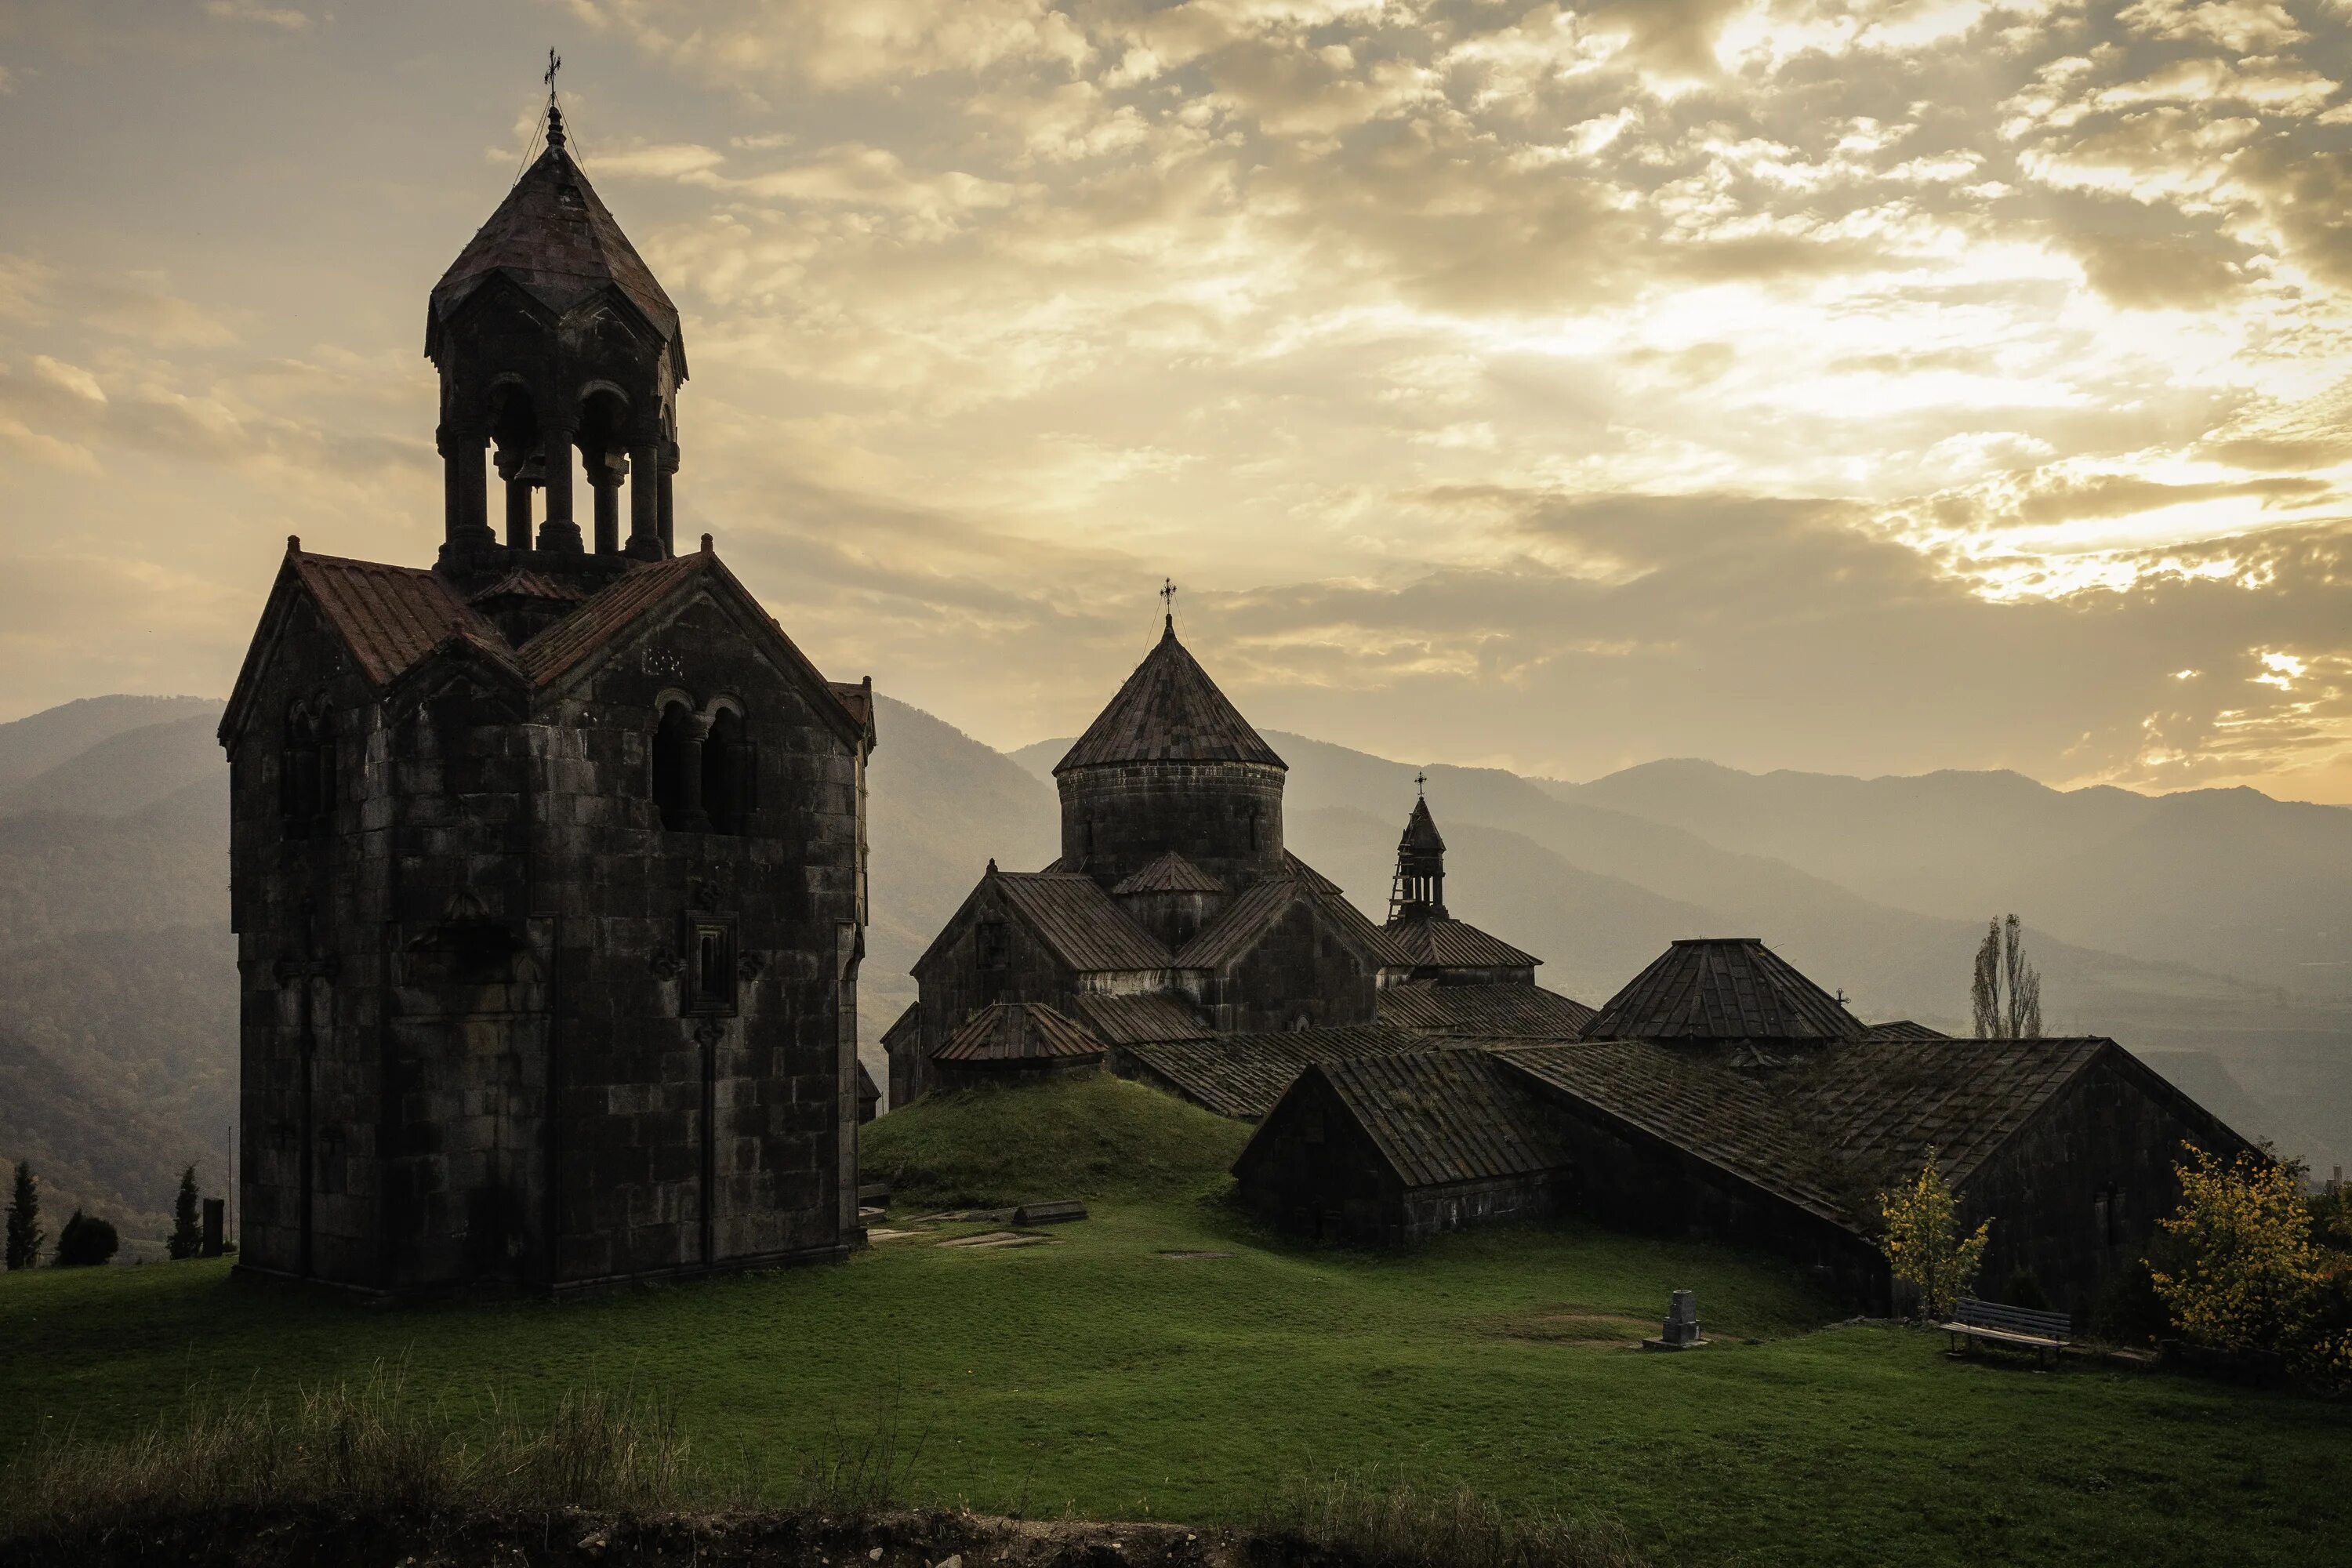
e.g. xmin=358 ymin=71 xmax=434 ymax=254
xmin=1378 ymin=981 xmax=1595 ymax=1039
xmin=1116 ymin=1025 xmax=1436 ymax=1120
xmin=1308 ymin=1050 xmax=1570 ymax=1189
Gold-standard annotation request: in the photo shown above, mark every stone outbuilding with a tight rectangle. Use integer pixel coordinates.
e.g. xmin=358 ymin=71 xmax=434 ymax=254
xmin=930 ymin=1002 xmax=1109 ymax=1089
xmin=1234 ymin=935 xmax=2259 ymax=1318
xmin=217 ymin=97 xmax=875 ymax=1294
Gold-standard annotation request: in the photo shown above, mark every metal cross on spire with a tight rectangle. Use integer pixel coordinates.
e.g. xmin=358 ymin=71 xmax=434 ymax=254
xmin=545 ymin=47 xmax=562 ymax=96
xmin=1415 ymin=769 xmax=1428 ymax=798
xmin=1160 ymin=577 xmax=1178 ymax=630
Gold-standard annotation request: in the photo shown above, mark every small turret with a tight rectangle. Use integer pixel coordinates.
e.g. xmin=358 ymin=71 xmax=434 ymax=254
xmin=1389 ymin=779 xmax=1446 ymax=920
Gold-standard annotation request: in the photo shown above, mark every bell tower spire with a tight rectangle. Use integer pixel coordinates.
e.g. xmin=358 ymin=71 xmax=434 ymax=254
xmin=1388 ymin=780 xmax=1447 ymax=921
xmin=426 ymin=56 xmax=689 ymax=583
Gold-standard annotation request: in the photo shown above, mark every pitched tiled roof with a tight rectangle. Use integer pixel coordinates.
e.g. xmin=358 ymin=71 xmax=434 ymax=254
xmin=1399 ymin=796 xmax=1446 ymax=852
xmin=1582 ymin=938 xmax=1862 ymax=1043
xmin=1494 ymin=1034 xmax=2156 ymax=1230
xmin=1379 ymin=981 xmax=1595 ymax=1039
xmin=1175 ymin=870 xmax=1404 ymax=972
xmin=1306 ymin=1051 xmax=1567 ymax=1189
xmin=1117 ymin=1024 xmax=1432 ymax=1120
xmin=933 ymin=1002 xmax=1106 ymax=1064
xmin=1285 ymin=852 xmax=1342 ymax=894
xmin=289 ymin=551 xmax=511 ymax=686
xmin=1382 ymin=914 xmax=1540 ymax=971
xmin=430 ymin=136 xmax=682 ymax=358
xmin=515 ymin=554 xmax=703 ymax=687
xmin=1862 ymin=1019 xmax=1951 ymax=1040
xmin=992 ymin=872 xmax=1173 ymax=974
xmin=1054 ymin=620 xmax=1285 ymax=772
xmin=1112 ymin=851 xmax=1225 ymax=895
xmin=466 ymin=568 xmax=585 ymax=606
xmin=1073 ymin=993 xmax=1214 ymax=1046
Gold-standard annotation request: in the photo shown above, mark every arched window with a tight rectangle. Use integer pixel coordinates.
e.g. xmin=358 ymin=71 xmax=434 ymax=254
xmin=702 ymin=705 xmax=756 ymax=834
xmin=652 ymin=699 xmax=700 ymax=830
xmin=279 ymin=700 xmax=335 ymax=839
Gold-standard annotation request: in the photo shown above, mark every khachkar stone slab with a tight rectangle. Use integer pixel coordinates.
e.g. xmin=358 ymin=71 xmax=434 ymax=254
xmin=1644 ymin=1288 xmax=1706 ymax=1352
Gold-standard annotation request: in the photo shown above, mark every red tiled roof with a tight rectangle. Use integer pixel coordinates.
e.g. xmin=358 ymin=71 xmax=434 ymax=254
xmin=289 ymin=551 xmax=510 ymax=687
xmin=933 ymin=1002 xmax=1106 ymax=1064
xmin=1055 ymin=620 xmax=1285 ymax=772
xmin=466 ymin=568 xmax=584 ymax=605
xmin=515 ymin=553 xmax=702 ymax=687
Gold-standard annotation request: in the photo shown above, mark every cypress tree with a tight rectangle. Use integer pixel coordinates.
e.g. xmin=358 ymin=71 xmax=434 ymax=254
xmin=168 ymin=1166 xmax=202 ymax=1261
xmin=5 ymin=1162 xmax=39 ymax=1270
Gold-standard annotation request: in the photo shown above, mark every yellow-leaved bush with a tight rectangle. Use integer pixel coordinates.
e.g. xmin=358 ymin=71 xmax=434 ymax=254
xmin=2151 ymin=1145 xmax=2352 ymax=1381
xmin=1877 ymin=1148 xmax=1989 ymax=1322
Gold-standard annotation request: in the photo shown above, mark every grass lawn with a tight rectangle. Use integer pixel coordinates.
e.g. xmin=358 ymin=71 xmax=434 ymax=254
xmin=3 ymin=1078 xmax=2346 ymax=1566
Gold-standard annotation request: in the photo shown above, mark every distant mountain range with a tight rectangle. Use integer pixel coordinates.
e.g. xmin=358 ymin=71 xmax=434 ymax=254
xmin=3 ymin=692 xmax=2347 ymax=1243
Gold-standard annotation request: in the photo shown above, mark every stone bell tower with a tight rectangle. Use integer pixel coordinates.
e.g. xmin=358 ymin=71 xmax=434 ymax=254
xmin=426 ymin=96 xmax=685 ymax=578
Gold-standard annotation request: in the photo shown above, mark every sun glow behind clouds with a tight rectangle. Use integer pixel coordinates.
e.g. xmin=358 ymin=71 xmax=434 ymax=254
xmin=4 ymin=0 xmax=2352 ymax=797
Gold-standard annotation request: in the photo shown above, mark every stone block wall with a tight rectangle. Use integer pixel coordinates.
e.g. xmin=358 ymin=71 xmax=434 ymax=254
xmin=1057 ymin=760 xmax=1287 ymax=891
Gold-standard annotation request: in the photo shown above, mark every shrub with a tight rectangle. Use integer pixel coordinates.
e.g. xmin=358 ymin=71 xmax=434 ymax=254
xmin=4 ymin=1162 xmax=38 ymax=1270
xmin=1877 ymin=1149 xmax=1989 ymax=1321
xmin=2150 ymin=1145 xmax=2352 ymax=1385
xmin=52 ymin=1211 xmax=118 ymax=1269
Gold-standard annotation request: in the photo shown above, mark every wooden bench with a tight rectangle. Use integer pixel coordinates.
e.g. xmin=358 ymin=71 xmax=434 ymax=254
xmin=1940 ymin=1298 xmax=2072 ymax=1365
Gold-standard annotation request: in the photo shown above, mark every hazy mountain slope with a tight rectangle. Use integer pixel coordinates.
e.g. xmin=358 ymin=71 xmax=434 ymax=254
xmin=0 ymin=777 xmax=228 ymax=950
xmin=0 ymin=923 xmax=239 ymax=1149
xmin=1568 ymin=758 xmax=2352 ymax=1000
xmin=0 ymin=695 xmax=221 ymax=787
xmin=0 ymin=1029 xmax=209 ymax=1249
xmin=1 ymin=711 xmax=227 ymax=816
xmin=862 ymin=695 xmax=1058 ymax=1053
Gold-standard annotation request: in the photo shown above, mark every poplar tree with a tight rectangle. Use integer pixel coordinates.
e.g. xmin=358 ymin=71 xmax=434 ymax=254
xmin=5 ymin=1161 xmax=39 ymax=1270
xmin=1970 ymin=913 xmax=2043 ymax=1039
xmin=168 ymin=1166 xmax=202 ymax=1261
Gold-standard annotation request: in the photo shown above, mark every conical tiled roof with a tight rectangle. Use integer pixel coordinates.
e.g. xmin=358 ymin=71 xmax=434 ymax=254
xmin=1054 ymin=619 xmax=1285 ymax=773
xmin=1583 ymin=937 xmax=1863 ymax=1043
xmin=1399 ymin=795 xmax=1445 ymax=853
xmin=428 ymin=111 xmax=682 ymax=361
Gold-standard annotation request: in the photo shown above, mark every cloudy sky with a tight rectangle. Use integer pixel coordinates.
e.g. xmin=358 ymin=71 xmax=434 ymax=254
xmin=3 ymin=2 xmax=2350 ymax=799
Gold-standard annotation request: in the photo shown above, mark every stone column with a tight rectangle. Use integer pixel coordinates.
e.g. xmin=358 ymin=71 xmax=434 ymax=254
xmin=439 ymin=428 xmax=492 ymax=550
xmin=590 ymin=453 xmax=622 ymax=555
xmin=657 ymin=441 xmax=679 ymax=554
xmin=626 ymin=441 xmax=664 ymax=560
xmin=538 ymin=423 xmax=583 ymax=553
xmin=504 ymin=474 xmax=534 ymax=550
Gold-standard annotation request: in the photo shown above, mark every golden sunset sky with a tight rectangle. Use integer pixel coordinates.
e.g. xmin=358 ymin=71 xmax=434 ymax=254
xmin=3 ymin=1 xmax=2350 ymax=798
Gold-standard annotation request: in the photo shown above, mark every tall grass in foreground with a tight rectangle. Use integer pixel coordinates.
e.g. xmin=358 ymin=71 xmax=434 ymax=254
xmin=0 ymin=1365 xmax=715 ymax=1542
xmin=1259 ymin=1471 xmax=1647 ymax=1568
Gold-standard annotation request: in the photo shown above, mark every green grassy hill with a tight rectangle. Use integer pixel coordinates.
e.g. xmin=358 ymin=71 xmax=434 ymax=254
xmin=5 ymin=1080 xmax=2348 ymax=1566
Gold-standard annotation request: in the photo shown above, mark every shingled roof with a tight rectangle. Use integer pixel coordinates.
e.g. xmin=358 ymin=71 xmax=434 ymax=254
xmin=983 ymin=870 xmax=1174 ymax=974
xmin=1581 ymin=938 xmax=1863 ymax=1043
xmin=1054 ymin=619 xmax=1285 ymax=773
xmin=1399 ymin=795 xmax=1446 ymax=852
xmin=1378 ymin=981 xmax=1595 ymax=1039
xmin=1381 ymin=914 xmax=1540 ymax=971
xmin=428 ymin=116 xmax=684 ymax=369
xmin=1174 ymin=871 xmax=1403 ymax=971
xmin=1284 ymin=1051 xmax=1569 ymax=1190
xmin=1112 ymin=851 xmax=1225 ymax=895
xmin=1073 ymin=993 xmax=1214 ymax=1046
xmin=289 ymin=551 xmax=508 ymax=686
xmin=1862 ymin=1019 xmax=1951 ymax=1040
xmin=933 ymin=1002 xmax=1106 ymax=1065
xmin=1116 ymin=1024 xmax=1433 ymax=1120
xmin=1491 ymin=1034 xmax=2217 ymax=1231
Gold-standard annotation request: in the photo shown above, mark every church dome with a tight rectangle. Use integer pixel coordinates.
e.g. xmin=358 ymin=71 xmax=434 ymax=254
xmin=1054 ymin=618 xmax=1285 ymax=774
